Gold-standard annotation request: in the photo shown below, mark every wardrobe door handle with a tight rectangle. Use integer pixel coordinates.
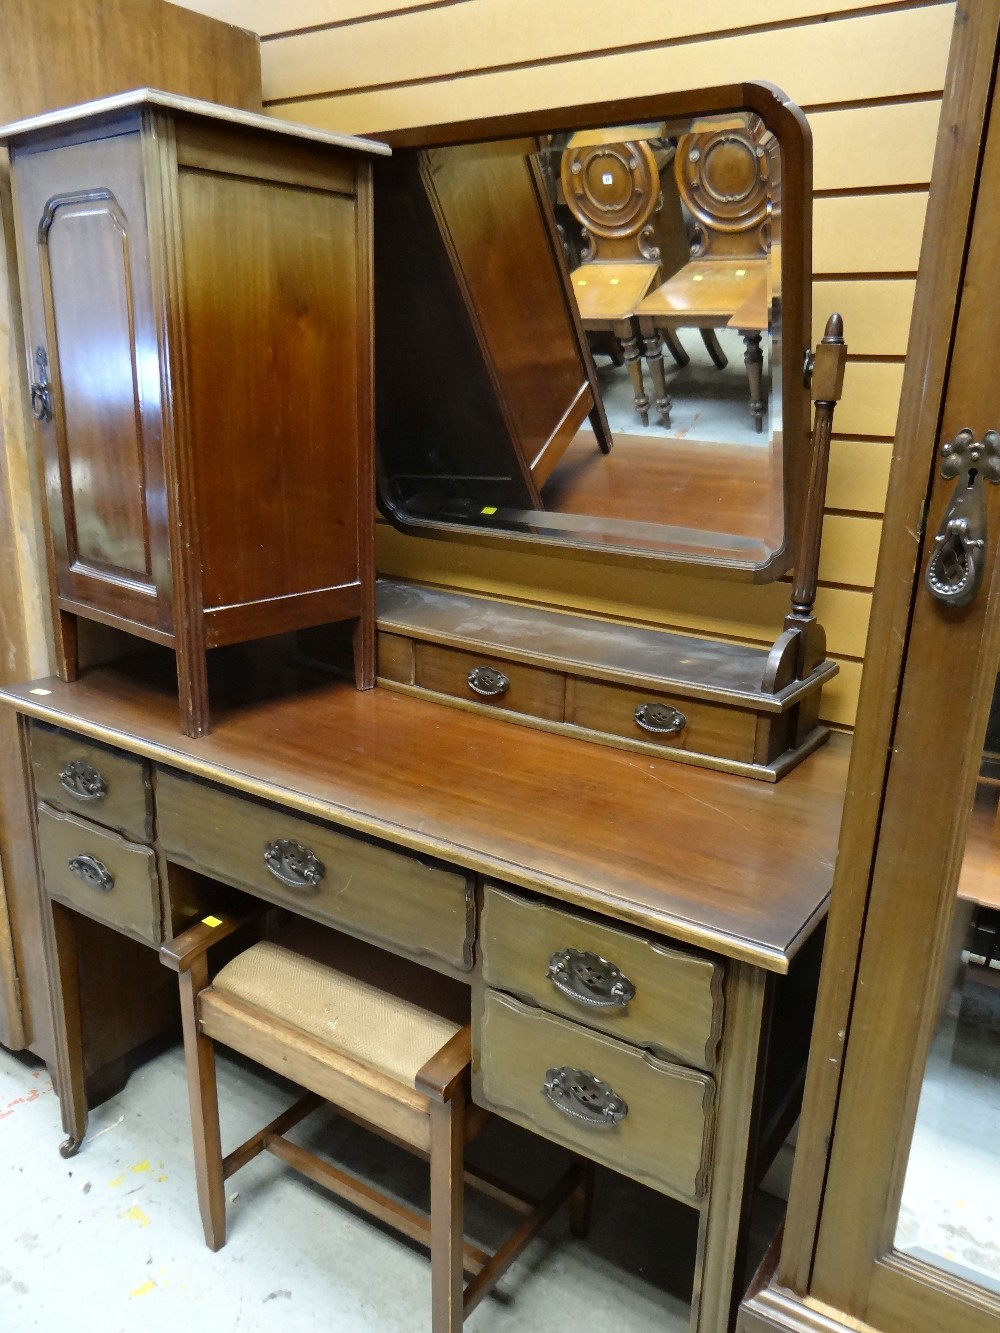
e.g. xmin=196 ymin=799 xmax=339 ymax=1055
xmin=925 ymin=428 xmax=1000 ymax=608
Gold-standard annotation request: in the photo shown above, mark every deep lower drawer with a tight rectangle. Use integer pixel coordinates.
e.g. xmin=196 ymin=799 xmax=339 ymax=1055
xmin=567 ymin=678 xmax=757 ymax=762
xmin=413 ymin=642 xmax=565 ymax=721
xmin=155 ymin=768 xmax=475 ymax=973
xmin=475 ymin=990 xmax=715 ymax=1202
xmin=30 ymin=721 xmax=153 ymax=843
xmin=481 ymin=886 xmax=723 ymax=1069
xmin=37 ymin=804 xmax=162 ymax=945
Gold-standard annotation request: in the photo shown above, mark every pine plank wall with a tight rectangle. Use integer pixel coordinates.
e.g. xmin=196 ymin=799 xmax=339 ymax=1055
xmin=35 ymin=2 xmax=966 ymax=727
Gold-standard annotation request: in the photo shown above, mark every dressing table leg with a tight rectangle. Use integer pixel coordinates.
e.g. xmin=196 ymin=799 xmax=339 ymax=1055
xmin=741 ymin=331 xmax=766 ymax=433
xmin=50 ymin=900 xmax=88 ymax=1157
xmin=569 ymin=1159 xmax=595 ymax=1238
xmin=693 ymin=963 xmax=770 ymax=1333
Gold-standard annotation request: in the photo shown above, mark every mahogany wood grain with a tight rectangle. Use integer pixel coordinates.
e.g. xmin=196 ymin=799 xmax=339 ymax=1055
xmin=4 ymin=95 xmax=381 ymax=738
xmin=0 ymin=0 xmax=261 ymax=125
xmin=0 ymin=665 xmax=847 ymax=971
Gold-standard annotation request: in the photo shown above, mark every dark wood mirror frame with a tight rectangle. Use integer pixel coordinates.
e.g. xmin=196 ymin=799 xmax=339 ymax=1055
xmin=375 ymin=80 xmax=812 ymax=585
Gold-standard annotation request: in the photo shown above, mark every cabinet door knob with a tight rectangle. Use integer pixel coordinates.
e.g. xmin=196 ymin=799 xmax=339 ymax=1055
xmin=467 ymin=665 xmax=510 ymax=697
xmin=263 ymin=838 xmax=325 ymax=891
xmin=58 ymin=759 xmax=108 ymax=803
xmin=634 ymin=702 xmax=686 ymax=735
xmin=547 ymin=947 xmax=635 ymax=1011
xmin=542 ymin=1067 xmax=628 ymax=1128
xmin=68 ymin=854 xmax=114 ymax=893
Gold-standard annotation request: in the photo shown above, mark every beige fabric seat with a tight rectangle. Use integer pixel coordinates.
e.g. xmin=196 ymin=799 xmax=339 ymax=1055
xmin=162 ymin=914 xmax=591 ymax=1332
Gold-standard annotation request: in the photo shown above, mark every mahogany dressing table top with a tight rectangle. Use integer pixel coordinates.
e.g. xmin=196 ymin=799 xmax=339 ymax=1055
xmin=0 ymin=664 xmax=849 ymax=973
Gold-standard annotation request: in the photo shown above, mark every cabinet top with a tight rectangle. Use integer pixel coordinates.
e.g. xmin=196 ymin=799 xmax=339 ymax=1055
xmin=1 ymin=662 xmax=849 ymax=972
xmin=0 ymin=87 xmax=390 ymax=157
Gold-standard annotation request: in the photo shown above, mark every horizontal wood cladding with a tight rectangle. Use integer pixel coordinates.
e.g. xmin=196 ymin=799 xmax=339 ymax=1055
xmin=170 ymin=0 xmax=956 ymax=729
xmin=257 ymin=5 xmax=954 ymax=128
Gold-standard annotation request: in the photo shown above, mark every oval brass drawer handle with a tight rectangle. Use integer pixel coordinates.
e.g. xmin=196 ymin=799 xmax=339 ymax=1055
xmin=263 ymin=838 xmax=326 ymax=892
xmin=68 ymin=854 xmax=114 ymax=893
xmin=543 ymin=1067 xmax=628 ymax=1129
xmin=467 ymin=665 xmax=510 ymax=698
xmin=547 ymin=948 xmax=636 ymax=1011
xmin=634 ymin=702 xmax=686 ymax=736
xmin=58 ymin=759 xmax=108 ymax=802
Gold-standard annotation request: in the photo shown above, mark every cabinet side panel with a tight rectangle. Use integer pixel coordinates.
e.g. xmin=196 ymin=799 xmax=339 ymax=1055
xmin=177 ymin=165 xmax=362 ymax=611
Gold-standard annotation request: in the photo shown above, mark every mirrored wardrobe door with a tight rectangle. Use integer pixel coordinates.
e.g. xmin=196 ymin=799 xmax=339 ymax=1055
xmin=805 ymin=37 xmax=1000 ymax=1328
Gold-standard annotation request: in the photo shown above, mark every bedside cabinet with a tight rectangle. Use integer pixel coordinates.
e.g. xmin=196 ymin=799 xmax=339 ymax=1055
xmin=2 ymin=91 xmax=389 ymax=737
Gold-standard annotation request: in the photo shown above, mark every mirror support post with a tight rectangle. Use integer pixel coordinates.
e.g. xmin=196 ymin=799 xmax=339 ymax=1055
xmin=767 ymin=314 xmax=847 ymax=689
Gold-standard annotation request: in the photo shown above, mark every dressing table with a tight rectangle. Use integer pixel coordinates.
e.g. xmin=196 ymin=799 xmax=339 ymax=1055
xmin=1 ymin=649 xmax=846 ymax=1333
xmin=0 ymin=65 xmax=850 ymax=1333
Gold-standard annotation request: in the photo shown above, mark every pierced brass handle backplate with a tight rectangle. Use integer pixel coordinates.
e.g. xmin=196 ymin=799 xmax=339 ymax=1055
xmin=547 ymin=948 xmax=636 ymax=1011
xmin=926 ymin=428 xmax=1000 ymax=608
xmin=68 ymin=854 xmax=114 ymax=893
xmin=58 ymin=759 xmax=108 ymax=802
xmin=467 ymin=665 xmax=510 ymax=698
xmin=263 ymin=839 xmax=325 ymax=892
xmin=543 ymin=1067 xmax=628 ymax=1128
xmin=634 ymin=702 xmax=686 ymax=736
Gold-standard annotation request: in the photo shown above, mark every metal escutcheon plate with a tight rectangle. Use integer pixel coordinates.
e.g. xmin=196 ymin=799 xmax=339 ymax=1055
xmin=547 ymin=947 xmax=636 ymax=1011
xmin=263 ymin=838 xmax=326 ymax=892
xmin=58 ymin=759 xmax=108 ymax=802
xmin=543 ymin=1067 xmax=628 ymax=1129
xmin=467 ymin=665 xmax=510 ymax=698
xmin=634 ymin=702 xmax=686 ymax=736
xmin=68 ymin=854 xmax=114 ymax=893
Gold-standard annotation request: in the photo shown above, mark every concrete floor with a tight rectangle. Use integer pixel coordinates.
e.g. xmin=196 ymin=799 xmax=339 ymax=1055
xmin=0 ymin=1037 xmax=786 ymax=1333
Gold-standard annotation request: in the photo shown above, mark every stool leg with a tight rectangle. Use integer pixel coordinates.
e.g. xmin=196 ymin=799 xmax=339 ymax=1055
xmin=179 ymin=959 xmax=227 ymax=1251
xmin=430 ymin=1091 xmax=466 ymax=1332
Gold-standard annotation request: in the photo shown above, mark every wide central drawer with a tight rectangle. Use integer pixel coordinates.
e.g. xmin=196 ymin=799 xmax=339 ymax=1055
xmin=475 ymin=990 xmax=715 ymax=1202
xmin=154 ymin=768 xmax=475 ymax=972
xmin=481 ymin=885 xmax=724 ymax=1069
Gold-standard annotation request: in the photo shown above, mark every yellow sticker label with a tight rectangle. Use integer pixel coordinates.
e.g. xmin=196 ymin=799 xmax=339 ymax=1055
xmin=481 ymin=506 xmax=497 ymax=516
xmin=202 ymin=915 xmax=223 ymax=928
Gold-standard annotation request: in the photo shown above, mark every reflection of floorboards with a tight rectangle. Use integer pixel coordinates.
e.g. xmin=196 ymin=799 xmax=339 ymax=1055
xmin=543 ymin=429 xmax=784 ymax=548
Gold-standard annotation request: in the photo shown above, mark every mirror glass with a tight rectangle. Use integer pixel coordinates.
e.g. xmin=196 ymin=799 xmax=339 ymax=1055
xmin=374 ymin=94 xmax=808 ymax=577
xmin=893 ymin=673 xmax=1000 ymax=1293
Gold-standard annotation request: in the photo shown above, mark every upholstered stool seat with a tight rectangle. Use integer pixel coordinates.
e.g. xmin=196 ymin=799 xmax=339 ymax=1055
xmin=162 ymin=915 xmax=590 ymax=1332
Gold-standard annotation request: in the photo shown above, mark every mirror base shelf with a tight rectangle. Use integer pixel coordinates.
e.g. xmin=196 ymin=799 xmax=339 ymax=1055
xmin=376 ymin=578 xmax=837 ymax=782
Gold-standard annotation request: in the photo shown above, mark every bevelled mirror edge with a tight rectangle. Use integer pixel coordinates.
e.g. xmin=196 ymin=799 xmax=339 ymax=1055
xmin=372 ymin=80 xmax=812 ymax=585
